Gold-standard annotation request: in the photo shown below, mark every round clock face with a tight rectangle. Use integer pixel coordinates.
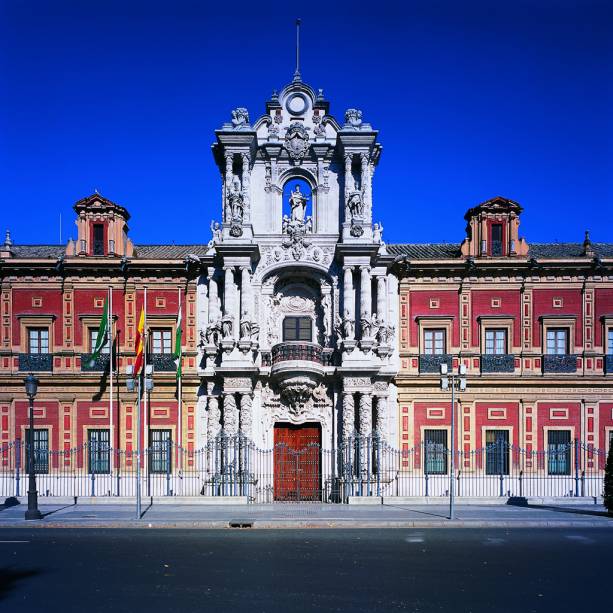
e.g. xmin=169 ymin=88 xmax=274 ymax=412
xmin=286 ymin=93 xmax=308 ymax=115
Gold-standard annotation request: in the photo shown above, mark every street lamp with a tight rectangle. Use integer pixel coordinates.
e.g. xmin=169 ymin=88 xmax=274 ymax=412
xmin=125 ymin=363 xmax=154 ymax=520
xmin=24 ymin=373 xmax=42 ymax=520
xmin=439 ymin=362 xmax=467 ymax=520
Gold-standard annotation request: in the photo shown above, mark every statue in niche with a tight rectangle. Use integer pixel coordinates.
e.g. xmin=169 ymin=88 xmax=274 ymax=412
xmin=335 ymin=310 xmax=355 ymax=340
xmin=221 ymin=315 xmax=234 ymax=339
xmin=289 ymin=184 xmax=308 ymax=222
xmin=321 ymin=294 xmax=331 ymax=340
xmin=347 ymin=190 xmax=364 ymax=218
xmin=204 ymin=319 xmax=222 ymax=346
xmin=240 ymin=311 xmax=251 ymax=340
xmin=361 ymin=315 xmax=372 ymax=339
xmin=227 ymin=179 xmax=244 ymax=222
xmin=250 ymin=321 xmax=260 ymax=342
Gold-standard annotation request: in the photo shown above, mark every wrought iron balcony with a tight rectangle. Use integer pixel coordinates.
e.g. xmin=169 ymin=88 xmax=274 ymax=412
xmin=271 ymin=342 xmax=323 ymax=365
xmin=80 ymin=353 xmax=110 ymax=372
xmin=481 ymin=354 xmax=515 ymax=374
xmin=605 ymin=355 xmax=613 ymax=375
xmin=419 ymin=354 xmax=452 ymax=374
xmin=542 ymin=354 xmax=577 ymax=374
xmin=149 ymin=353 xmax=177 ymax=372
xmin=18 ymin=353 xmax=53 ymax=372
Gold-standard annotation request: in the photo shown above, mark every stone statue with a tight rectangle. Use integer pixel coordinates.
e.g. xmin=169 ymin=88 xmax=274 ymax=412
xmin=250 ymin=321 xmax=260 ymax=342
xmin=205 ymin=320 xmax=221 ymax=346
xmin=221 ymin=314 xmax=233 ymax=339
xmin=305 ymin=216 xmax=313 ymax=233
xmin=373 ymin=222 xmax=384 ymax=244
xmin=228 ymin=179 xmax=244 ymax=222
xmin=289 ymin=184 xmax=308 ymax=222
xmin=342 ymin=310 xmax=355 ymax=339
xmin=361 ymin=316 xmax=372 ymax=339
xmin=282 ymin=214 xmax=290 ymax=234
xmin=321 ymin=294 xmax=331 ymax=339
xmin=370 ymin=313 xmax=380 ymax=340
xmin=209 ymin=220 xmax=222 ymax=246
xmin=240 ymin=311 xmax=251 ymax=340
xmin=347 ymin=191 xmax=364 ymax=218
xmin=231 ymin=107 xmax=250 ymax=129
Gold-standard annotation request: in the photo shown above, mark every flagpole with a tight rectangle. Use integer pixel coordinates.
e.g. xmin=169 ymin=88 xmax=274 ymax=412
xmin=143 ymin=286 xmax=148 ymax=495
xmin=178 ymin=287 xmax=182 ymax=454
xmin=109 ymin=285 xmax=114 ymax=473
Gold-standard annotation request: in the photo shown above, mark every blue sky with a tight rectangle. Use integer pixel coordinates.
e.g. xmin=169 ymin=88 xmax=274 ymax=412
xmin=1 ymin=0 xmax=611 ymax=246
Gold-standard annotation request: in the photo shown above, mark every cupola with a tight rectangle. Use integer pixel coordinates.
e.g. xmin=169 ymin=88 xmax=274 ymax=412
xmin=460 ymin=196 xmax=529 ymax=258
xmin=68 ymin=193 xmax=134 ymax=257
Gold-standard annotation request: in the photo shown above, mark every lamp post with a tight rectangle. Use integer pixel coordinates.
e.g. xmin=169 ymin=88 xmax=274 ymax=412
xmin=24 ymin=373 xmax=42 ymax=520
xmin=439 ymin=362 xmax=467 ymax=520
xmin=125 ymin=363 xmax=154 ymax=520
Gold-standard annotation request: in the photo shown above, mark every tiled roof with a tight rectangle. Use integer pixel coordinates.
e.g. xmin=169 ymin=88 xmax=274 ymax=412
xmin=133 ymin=244 xmax=210 ymax=258
xmin=388 ymin=243 xmax=613 ymax=260
xmin=11 ymin=245 xmax=66 ymax=258
xmin=387 ymin=244 xmax=461 ymax=259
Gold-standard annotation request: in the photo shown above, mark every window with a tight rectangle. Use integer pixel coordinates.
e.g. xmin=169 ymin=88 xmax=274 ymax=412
xmin=424 ymin=329 xmax=445 ymax=355
xmin=546 ymin=328 xmax=568 ymax=355
xmin=485 ymin=329 xmax=507 ymax=355
xmin=608 ymin=329 xmax=613 ymax=355
xmin=151 ymin=329 xmax=172 ymax=354
xmin=149 ymin=430 xmax=172 ymax=474
xmin=89 ymin=328 xmax=110 ymax=354
xmin=25 ymin=428 xmax=49 ymax=474
xmin=424 ymin=430 xmax=447 ymax=474
xmin=283 ymin=316 xmax=312 ymax=342
xmin=491 ymin=223 xmax=503 ymax=256
xmin=93 ymin=223 xmax=104 ymax=256
xmin=88 ymin=429 xmax=110 ymax=474
xmin=485 ymin=430 xmax=509 ymax=475
xmin=548 ymin=430 xmax=571 ymax=475
xmin=28 ymin=328 xmax=49 ymax=354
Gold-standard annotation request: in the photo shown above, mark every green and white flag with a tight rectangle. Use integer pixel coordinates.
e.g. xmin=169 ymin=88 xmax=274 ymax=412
xmin=89 ymin=298 xmax=109 ymax=368
xmin=173 ymin=306 xmax=182 ymax=380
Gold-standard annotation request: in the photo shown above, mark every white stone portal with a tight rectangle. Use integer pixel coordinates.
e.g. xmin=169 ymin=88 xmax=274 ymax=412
xmin=197 ymin=75 xmax=399 ymax=459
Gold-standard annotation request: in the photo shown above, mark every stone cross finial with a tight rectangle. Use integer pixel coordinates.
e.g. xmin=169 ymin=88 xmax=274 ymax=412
xmin=4 ymin=229 xmax=12 ymax=248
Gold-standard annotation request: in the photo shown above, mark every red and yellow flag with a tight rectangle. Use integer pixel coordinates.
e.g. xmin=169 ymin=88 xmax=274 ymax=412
xmin=133 ymin=307 xmax=145 ymax=376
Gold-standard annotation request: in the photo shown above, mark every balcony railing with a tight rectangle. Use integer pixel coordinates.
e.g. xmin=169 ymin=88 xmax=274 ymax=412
xmin=18 ymin=353 xmax=53 ymax=372
xmin=419 ymin=354 xmax=452 ymax=374
xmin=149 ymin=353 xmax=177 ymax=372
xmin=271 ymin=342 xmax=323 ymax=365
xmin=606 ymin=355 xmax=613 ymax=375
xmin=80 ymin=353 xmax=110 ymax=372
xmin=481 ymin=354 xmax=515 ymax=374
xmin=543 ymin=354 xmax=577 ymax=374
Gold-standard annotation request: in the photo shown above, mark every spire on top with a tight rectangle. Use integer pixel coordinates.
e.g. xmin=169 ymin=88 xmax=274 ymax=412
xmin=293 ymin=18 xmax=302 ymax=82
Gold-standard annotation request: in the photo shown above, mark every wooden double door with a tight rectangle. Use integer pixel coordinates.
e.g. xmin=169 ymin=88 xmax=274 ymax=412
xmin=274 ymin=423 xmax=321 ymax=501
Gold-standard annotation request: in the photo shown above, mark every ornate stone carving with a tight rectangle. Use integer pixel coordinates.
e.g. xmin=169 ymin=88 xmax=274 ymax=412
xmin=350 ymin=222 xmax=364 ymax=237
xmin=221 ymin=315 xmax=234 ymax=339
xmin=227 ymin=178 xmax=244 ymax=223
xmin=344 ymin=377 xmax=372 ymax=390
xmin=229 ymin=223 xmax=243 ymax=237
xmin=347 ymin=191 xmax=364 ymax=218
xmin=231 ymin=107 xmax=250 ymax=129
xmin=223 ymin=393 xmax=238 ymax=435
xmin=342 ymin=393 xmax=355 ymax=438
xmin=289 ymin=184 xmax=308 ymax=222
xmin=279 ymin=376 xmax=317 ymax=414
xmin=224 ymin=377 xmax=252 ymax=390
xmin=313 ymin=112 xmax=326 ymax=137
xmin=240 ymin=393 xmax=252 ymax=436
xmin=205 ymin=319 xmax=222 ymax=346
xmin=373 ymin=222 xmax=384 ymax=244
xmin=359 ymin=393 xmax=372 ymax=436
xmin=335 ymin=310 xmax=355 ymax=341
xmin=344 ymin=108 xmax=363 ymax=128
xmin=282 ymin=216 xmax=312 ymax=260
xmin=207 ymin=396 xmax=221 ymax=440
xmin=284 ymin=122 xmax=310 ymax=161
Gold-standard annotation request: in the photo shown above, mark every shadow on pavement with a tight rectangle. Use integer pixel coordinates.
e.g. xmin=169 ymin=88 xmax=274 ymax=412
xmin=381 ymin=504 xmax=449 ymax=519
xmin=0 ymin=567 xmax=42 ymax=602
xmin=507 ymin=496 xmax=612 ymax=518
xmin=1 ymin=497 xmax=20 ymax=512
xmin=42 ymin=501 xmax=77 ymax=518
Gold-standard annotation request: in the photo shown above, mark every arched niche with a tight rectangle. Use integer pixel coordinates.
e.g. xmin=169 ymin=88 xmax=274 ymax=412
xmin=276 ymin=167 xmax=322 ymax=233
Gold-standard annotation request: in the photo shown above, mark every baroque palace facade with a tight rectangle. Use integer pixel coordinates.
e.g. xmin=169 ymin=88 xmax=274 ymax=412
xmin=1 ymin=73 xmax=613 ymax=501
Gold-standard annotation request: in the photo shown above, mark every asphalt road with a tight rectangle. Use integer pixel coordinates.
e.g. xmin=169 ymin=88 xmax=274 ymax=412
xmin=0 ymin=528 xmax=609 ymax=612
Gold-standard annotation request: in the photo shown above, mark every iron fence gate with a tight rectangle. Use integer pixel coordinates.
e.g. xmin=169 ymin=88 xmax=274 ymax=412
xmin=0 ymin=434 xmax=607 ymax=502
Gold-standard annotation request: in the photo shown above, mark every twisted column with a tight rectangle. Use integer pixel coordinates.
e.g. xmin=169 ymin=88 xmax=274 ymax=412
xmin=343 ymin=266 xmax=355 ymax=339
xmin=360 ymin=152 xmax=371 ymax=221
xmin=241 ymin=152 xmax=251 ymax=222
xmin=359 ymin=392 xmax=373 ymax=475
xmin=223 ymin=393 xmax=238 ymax=435
xmin=375 ymin=395 xmax=387 ymax=436
xmin=342 ymin=393 xmax=355 ymax=439
xmin=240 ymin=393 xmax=253 ymax=438
xmin=223 ymin=266 xmax=237 ymax=340
xmin=206 ymin=396 xmax=221 ymax=442
xmin=224 ymin=153 xmax=233 ymax=223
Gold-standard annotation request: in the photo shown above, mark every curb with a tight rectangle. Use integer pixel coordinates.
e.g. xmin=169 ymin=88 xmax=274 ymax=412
xmin=0 ymin=519 xmax=611 ymax=529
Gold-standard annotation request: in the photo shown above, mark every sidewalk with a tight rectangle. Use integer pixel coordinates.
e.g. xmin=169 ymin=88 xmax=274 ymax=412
xmin=1 ymin=499 xmax=612 ymax=529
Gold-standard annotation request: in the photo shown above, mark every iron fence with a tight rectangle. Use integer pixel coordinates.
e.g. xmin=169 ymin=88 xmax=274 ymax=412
xmin=0 ymin=435 xmax=607 ymax=502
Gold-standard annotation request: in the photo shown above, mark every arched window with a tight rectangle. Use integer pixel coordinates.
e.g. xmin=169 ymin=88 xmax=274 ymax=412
xmin=283 ymin=316 xmax=312 ymax=342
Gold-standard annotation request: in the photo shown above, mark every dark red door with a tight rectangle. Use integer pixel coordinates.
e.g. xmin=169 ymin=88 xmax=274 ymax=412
xmin=274 ymin=423 xmax=321 ymax=501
